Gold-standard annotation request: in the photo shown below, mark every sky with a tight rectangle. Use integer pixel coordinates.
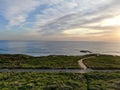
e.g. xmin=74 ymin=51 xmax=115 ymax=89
xmin=0 ymin=0 xmax=120 ymax=41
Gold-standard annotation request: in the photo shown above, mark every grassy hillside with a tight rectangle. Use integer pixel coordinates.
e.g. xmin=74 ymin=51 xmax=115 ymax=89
xmin=0 ymin=54 xmax=81 ymax=69
xmin=1 ymin=54 xmax=120 ymax=69
xmin=84 ymin=55 xmax=120 ymax=69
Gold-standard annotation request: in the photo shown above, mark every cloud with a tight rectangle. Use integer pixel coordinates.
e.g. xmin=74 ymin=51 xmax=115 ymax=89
xmin=0 ymin=0 xmax=41 ymax=27
xmin=9 ymin=15 xmax=26 ymax=26
xmin=0 ymin=0 xmax=120 ymax=41
xmin=62 ymin=28 xmax=104 ymax=36
xmin=36 ymin=12 xmax=115 ymax=35
xmin=34 ymin=0 xmax=118 ymax=36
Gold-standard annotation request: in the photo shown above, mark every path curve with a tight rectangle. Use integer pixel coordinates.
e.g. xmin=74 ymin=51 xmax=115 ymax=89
xmin=0 ymin=56 xmax=120 ymax=73
xmin=78 ymin=56 xmax=95 ymax=70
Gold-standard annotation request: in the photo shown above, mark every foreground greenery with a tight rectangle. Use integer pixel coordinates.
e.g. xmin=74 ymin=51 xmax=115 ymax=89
xmin=85 ymin=72 xmax=120 ymax=90
xmin=84 ymin=55 xmax=120 ymax=69
xmin=0 ymin=73 xmax=87 ymax=90
xmin=0 ymin=72 xmax=120 ymax=90
xmin=0 ymin=54 xmax=80 ymax=69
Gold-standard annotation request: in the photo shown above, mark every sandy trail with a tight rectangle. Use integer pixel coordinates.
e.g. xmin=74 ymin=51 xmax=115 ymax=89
xmin=78 ymin=56 xmax=95 ymax=70
xmin=0 ymin=55 xmax=120 ymax=73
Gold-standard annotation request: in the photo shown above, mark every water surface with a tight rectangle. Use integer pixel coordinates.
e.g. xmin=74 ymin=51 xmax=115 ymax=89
xmin=0 ymin=40 xmax=120 ymax=56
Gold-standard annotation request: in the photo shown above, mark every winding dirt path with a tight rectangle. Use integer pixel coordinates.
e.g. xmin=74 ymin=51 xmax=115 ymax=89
xmin=0 ymin=56 xmax=120 ymax=73
xmin=78 ymin=56 xmax=95 ymax=70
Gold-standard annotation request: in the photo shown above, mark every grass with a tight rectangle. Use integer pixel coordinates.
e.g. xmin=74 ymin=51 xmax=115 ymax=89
xmin=84 ymin=55 xmax=120 ymax=69
xmin=85 ymin=72 xmax=120 ymax=90
xmin=1 ymin=54 xmax=120 ymax=69
xmin=0 ymin=72 xmax=120 ymax=90
xmin=0 ymin=72 xmax=87 ymax=90
xmin=0 ymin=54 xmax=120 ymax=89
xmin=0 ymin=54 xmax=81 ymax=69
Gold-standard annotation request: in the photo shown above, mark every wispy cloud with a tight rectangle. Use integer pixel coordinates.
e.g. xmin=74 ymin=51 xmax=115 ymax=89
xmin=0 ymin=0 xmax=120 ymax=41
xmin=34 ymin=0 xmax=116 ymax=35
xmin=0 ymin=0 xmax=41 ymax=27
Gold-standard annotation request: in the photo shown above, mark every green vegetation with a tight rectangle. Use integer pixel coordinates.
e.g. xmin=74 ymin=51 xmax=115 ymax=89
xmin=0 ymin=72 xmax=120 ymax=90
xmin=0 ymin=54 xmax=80 ymax=69
xmin=84 ymin=55 xmax=120 ymax=69
xmin=1 ymin=54 xmax=120 ymax=69
xmin=85 ymin=72 xmax=120 ymax=90
xmin=0 ymin=72 xmax=87 ymax=90
xmin=0 ymin=54 xmax=120 ymax=89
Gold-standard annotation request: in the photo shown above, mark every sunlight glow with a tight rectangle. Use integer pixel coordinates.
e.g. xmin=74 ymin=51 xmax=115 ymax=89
xmin=62 ymin=28 xmax=103 ymax=36
xmin=115 ymin=30 xmax=120 ymax=37
xmin=101 ymin=15 xmax=120 ymax=26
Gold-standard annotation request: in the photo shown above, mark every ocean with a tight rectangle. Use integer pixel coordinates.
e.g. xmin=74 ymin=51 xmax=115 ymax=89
xmin=0 ymin=40 xmax=120 ymax=56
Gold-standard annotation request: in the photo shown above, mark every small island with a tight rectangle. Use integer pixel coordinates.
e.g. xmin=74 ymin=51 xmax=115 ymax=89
xmin=80 ymin=50 xmax=92 ymax=53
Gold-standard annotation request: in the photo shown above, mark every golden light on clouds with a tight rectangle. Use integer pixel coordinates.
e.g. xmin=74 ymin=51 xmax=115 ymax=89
xmin=101 ymin=15 xmax=120 ymax=26
xmin=1 ymin=0 xmax=120 ymax=41
xmin=114 ymin=30 xmax=120 ymax=38
xmin=62 ymin=28 xmax=103 ymax=36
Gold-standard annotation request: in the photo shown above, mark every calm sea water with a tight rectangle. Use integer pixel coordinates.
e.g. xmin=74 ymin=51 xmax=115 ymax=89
xmin=0 ymin=40 xmax=120 ymax=56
